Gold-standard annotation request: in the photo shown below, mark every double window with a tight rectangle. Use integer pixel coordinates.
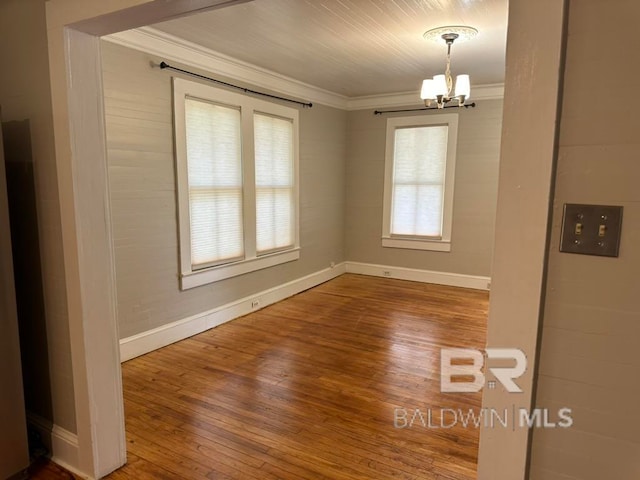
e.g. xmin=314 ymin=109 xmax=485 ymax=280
xmin=173 ymin=78 xmax=299 ymax=289
xmin=382 ymin=114 xmax=458 ymax=252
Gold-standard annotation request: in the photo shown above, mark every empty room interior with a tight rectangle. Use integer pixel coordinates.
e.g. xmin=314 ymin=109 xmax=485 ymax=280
xmin=1 ymin=1 xmax=640 ymax=480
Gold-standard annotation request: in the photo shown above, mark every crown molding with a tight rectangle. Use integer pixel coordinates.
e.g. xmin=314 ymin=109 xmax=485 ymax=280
xmin=104 ymin=27 xmax=504 ymax=112
xmin=104 ymin=27 xmax=349 ymax=110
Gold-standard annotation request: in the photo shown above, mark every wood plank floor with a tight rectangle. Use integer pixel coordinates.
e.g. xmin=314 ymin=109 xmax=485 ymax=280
xmin=36 ymin=274 xmax=489 ymax=480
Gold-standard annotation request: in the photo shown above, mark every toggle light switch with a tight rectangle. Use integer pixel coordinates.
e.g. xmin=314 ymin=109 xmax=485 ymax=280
xmin=598 ymin=224 xmax=607 ymax=237
xmin=560 ymin=204 xmax=623 ymax=257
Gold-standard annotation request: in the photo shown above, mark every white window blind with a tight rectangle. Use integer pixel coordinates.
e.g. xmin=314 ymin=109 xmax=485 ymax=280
xmin=254 ymin=113 xmax=295 ymax=254
xmin=185 ymin=97 xmax=244 ymax=268
xmin=391 ymin=125 xmax=448 ymax=238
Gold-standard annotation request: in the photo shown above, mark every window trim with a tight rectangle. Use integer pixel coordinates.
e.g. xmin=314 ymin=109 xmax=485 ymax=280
xmin=173 ymin=78 xmax=300 ymax=290
xmin=381 ymin=113 xmax=458 ymax=252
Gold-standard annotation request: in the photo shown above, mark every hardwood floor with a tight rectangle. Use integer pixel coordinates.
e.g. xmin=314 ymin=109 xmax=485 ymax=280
xmin=28 ymin=458 xmax=77 ymax=479
xmin=35 ymin=274 xmax=489 ymax=480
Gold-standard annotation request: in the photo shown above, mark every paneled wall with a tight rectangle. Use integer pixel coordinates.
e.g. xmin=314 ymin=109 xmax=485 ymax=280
xmin=101 ymin=41 xmax=347 ymax=339
xmin=530 ymin=1 xmax=640 ymax=478
xmin=345 ymin=100 xmax=502 ymax=277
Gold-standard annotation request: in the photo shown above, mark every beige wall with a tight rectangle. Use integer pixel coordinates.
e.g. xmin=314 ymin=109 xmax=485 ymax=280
xmin=101 ymin=41 xmax=347 ymax=338
xmin=0 ymin=0 xmax=76 ymax=433
xmin=345 ymin=101 xmax=502 ymax=277
xmin=0 ymin=112 xmax=30 ymax=479
xmin=530 ymin=1 xmax=640 ymax=478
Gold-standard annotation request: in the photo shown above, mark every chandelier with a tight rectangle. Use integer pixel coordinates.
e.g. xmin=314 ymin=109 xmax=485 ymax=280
xmin=420 ymin=26 xmax=477 ymax=109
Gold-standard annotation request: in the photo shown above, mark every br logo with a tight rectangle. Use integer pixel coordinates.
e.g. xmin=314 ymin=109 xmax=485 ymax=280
xmin=440 ymin=348 xmax=527 ymax=393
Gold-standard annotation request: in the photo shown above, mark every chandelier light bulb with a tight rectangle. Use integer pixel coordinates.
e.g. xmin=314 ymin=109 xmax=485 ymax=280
xmin=455 ymin=74 xmax=471 ymax=99
xmin=420 ymin=79 xmax=437 ymax=100
xmin=433 ymin=74 xmax=448 ymax=97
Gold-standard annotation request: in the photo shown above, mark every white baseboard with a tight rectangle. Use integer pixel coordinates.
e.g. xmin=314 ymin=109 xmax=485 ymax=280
xmin=120 ymin=261 xmax=488 ymax=361
xmin=119 ymin=262 xmax=347 ymax=362
xmin=345 ymin=261 xmax=491 ymax=291
xmin=27 ymin=413 xmax=86 ymax=479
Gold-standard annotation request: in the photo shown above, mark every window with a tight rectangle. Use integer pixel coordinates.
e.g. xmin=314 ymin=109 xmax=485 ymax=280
xmin=382 ymin=114 xmax=458 ymax=252
xmin=254 ymin=113 xmax=295 ymax=254
xmin=173 ymin=78 xmax=299 ymax=289
xmin=185 ymin=98 xmax=243 ymax=268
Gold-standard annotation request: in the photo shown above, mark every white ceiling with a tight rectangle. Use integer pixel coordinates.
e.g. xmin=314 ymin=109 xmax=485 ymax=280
xmin=152 ymin=0 xmax=508 ymax=98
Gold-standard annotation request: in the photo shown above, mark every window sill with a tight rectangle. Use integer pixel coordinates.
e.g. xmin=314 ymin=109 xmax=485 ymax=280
xmin=180 ymin=248 xmax=300 ymax=290
xmin=382 ymin=237 xmax=451 ymax=252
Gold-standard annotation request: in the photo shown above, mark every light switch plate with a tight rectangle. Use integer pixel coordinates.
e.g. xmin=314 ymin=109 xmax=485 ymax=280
xmin=560 ymin=204 xmax=623 ymax=257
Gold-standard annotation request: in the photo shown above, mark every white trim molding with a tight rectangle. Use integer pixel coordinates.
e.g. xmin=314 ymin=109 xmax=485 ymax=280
xmin=382 ymin=237 xmax=451 ymax=252
xmin=382 ymin=113 xmax=458 ymax=252
xmin=172 ymin=77 xmax=301 ymax=289
xmin=27 ymin=413 xmax=86 ymax=479
xmin=122 ymin=261 xmax=490 ymax=361
xmin=182 ymin=249 xmax=301 ymax=290
xmin=120 ymin=263 xmax=346 ymax=361
xmin=103 ymin=27 xmax=504 ymax=112
xmin=104 ymin=27 xmax=349 ymax=110
xmin=63 ymin=28 xmax=126 ymax=478
xmin=346 ymin=262 xmax=491 ymax=291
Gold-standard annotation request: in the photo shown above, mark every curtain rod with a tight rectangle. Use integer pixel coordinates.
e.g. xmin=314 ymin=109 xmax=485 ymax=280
xmin=374 ymin=102 xmax=476 ymax=115
xmin=159 ymin=61 xmax=313 ymax=109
